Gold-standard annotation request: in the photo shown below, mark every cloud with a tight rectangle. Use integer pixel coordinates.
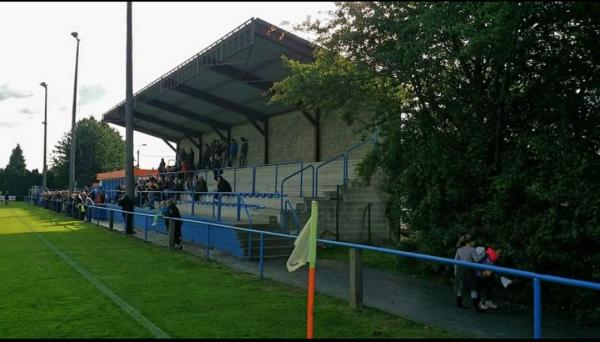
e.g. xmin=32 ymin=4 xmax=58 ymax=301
xmin=0 ymin=84 xmax=33 ymax=101
xmin=78 ymin=84 xmax=106 ymax=106
xmin=18 ymin=108 xmax=38 ymax=116
xmin=0 ymin=121 xmax=21 ymax=128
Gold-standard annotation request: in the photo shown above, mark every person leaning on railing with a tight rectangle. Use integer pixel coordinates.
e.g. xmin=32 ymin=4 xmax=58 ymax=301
xmin=161 ymin=198 xmax=183 ymax=250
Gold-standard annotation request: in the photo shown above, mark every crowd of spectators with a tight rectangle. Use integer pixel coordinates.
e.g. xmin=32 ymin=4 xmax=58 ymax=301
xmin=38 ymin=189 xmax=99 ymax=220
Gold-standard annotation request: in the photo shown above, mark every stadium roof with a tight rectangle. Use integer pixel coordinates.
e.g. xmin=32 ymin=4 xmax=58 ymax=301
xmin=101 ymin=17 xmax=315 ymax=146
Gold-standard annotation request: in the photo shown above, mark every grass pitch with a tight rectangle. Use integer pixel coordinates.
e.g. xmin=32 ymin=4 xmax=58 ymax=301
xmin=0 ymin=203 xmax=460 ymax=338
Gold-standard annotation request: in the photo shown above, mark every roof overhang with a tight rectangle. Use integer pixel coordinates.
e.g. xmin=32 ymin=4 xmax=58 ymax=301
xmin=102 ymin=17 xmax=316 ymax=142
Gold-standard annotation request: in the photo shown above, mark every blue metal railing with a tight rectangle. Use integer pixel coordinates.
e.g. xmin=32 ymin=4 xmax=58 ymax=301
xmin=314 ymin=153 xmax=347 ymax=193
xmin=103 ymin=189 xmax=254 ymax=224
xmin=280 ymin=165 xmax=315 ymax=212
xmin=73 ymin=203 xmax=600 ymax=339
xmin=128 ymin=160 xmax=304 ymax=196
xmin=282 ymin=199 xmax=301 ymax=235
xmin=26 ymin=199 xmax=600 ymax=338
xmin=343 ymin=133 xmax=378 ymax=184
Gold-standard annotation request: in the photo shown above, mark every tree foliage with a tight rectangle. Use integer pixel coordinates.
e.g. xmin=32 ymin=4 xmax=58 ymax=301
xmin=0 ymin=144 xmax=42 ymax=196
xmin=51 ymin=116 xmax=125 ymax=189
xmin=271 ymin=2 xmax=600 ymax=321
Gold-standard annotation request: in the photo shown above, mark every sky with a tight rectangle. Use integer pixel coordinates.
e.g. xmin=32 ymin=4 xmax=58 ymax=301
xmin=0 ymin=1 xmax=335 ymax=171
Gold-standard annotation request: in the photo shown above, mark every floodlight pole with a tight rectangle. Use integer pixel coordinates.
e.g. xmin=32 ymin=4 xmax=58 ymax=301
xmin=40 ymin=82 xmax=48 ymax=190
xmin=125 ymin=1 xmax=135 ymax=201
xmin=69 ymin=32 xmax=80 ymax=191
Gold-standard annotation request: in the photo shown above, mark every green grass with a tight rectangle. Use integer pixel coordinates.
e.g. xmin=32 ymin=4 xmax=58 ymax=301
xmin=0 ymin=203 xmax=462 ymax=338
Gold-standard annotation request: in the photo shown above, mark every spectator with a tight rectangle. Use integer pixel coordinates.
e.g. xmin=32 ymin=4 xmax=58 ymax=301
xmin=239 ymin=137 xmax=248 ymax=166
xmin=162 ymin=197 xmax=183 ymax=249
xmin=194 ymin=175 xmax=208 ymax=201
xmin=217 ymin=175 xmax=232 ymax=193
xmin=228 ymin=139 xmax=238 ymax=167
xmin=475 ymin=247 xmax=502 ymax=310
xmin=158 ymin=158 xmax=166 ymax=174
xmin=4 ymin=191 xmax=9 ymax=206
xmin=200 ymin=143 xmax=209 ymax=169
xmin=453 ymin=234 xmax=487 ymax=312
xmin=117 ymin=191 xmax=135 ymax=234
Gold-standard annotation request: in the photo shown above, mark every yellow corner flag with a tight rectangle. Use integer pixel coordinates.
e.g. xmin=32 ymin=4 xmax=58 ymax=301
xmin=285 ymin=200 xmax=319 ymax=339
xmin=286 ymin=216 xmax=312 ymax=272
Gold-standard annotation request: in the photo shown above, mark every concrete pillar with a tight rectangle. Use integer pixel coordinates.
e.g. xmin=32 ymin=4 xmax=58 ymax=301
xmin=349 ymin=248 xmax=363 ymax=309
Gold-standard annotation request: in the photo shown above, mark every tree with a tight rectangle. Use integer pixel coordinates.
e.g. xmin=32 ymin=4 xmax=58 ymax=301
xmin=271 ymin=2 xmax=600 ymax=322
xmin=0 ymin=144 xmax=42 ymax=196
xmin=51 ymin=116 xmax=125 ymax=189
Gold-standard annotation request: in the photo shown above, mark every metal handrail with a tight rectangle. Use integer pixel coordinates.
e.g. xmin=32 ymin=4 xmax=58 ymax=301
xmin=73 ymin=203 xmax=600 ymax=339
xmin=27 ymin=199 xmax=600 ymax=338
xmin=315 ymin=153 xmax=347 ymax=195
xmin=102 ymin=189 xmax=254 ymax=225
xmin=282 ymin=199 xmax=301 ymax=235
xmin=343 ymin=133 xmax=378 ymax=184
xmin=280 ymin=165 xmax=315 ymax=211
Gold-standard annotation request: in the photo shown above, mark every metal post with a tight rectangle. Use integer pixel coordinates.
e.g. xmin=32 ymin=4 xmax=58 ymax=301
xmin=191 ymin=194 xmax=195 ymax=216
xmin=252 ymin=166 xmax=256 ymax=194
xmin=124 ymin=1 xmax=135 ymax=234
xmin=217 ymin=193 xmax=222 ymax=220
xmin=259 ymin=232 xmax=264 ymax=279
xmin=335 ymin=185 xmax=340 ymax=241
xmin=168 ymin=219 xmax=175 ymax=250
xmin=109 ymin=210 xmax=114 ymax=230
xmin=40 ymin=82 xmax=48 ymax=190
xmin=349 ymin=248 xmax=363 ymax=309
xmin=144 ymin=216 xmax=148 ymax=242
xmin=205 ymin=225 xmax=210 ymax=260
xmin=274 ymin=165 xmax=278 ymax=192
xmin=300 ymin=163 xmax=303 ymax=197
xmin=69 ymin=32 xmax=80 ymax=191
xmin=533 ymin=278 xmax=542 ymax=339
xmin=248 ymin=231 xmax=252 ymax=259
xmin=233 ymin=168 xmax=237 ymax=192
xmin=236 ymin=195 xmax=241 ymax=221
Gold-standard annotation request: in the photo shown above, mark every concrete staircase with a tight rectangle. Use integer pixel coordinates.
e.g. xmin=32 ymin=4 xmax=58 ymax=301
xmin=233 ymin=223 xmax=294 ymax=260
xmin=164 ymin=157 xmax=387 ymax=258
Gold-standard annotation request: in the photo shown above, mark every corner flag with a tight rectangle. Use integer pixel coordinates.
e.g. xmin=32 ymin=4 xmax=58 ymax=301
xmin=285 ymin=200 xmax=318 ymax=339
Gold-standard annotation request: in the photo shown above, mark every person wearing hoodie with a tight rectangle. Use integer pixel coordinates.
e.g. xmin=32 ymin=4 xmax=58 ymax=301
xmin=454 ymin=234 xmax=488 ymax=312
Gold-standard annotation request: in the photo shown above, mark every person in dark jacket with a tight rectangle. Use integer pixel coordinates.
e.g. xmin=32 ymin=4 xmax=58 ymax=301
xmin=217 ymin=176 xmax=232 ymax=193
xmin=117 ymin=192 xmax=135 ymax=234
xmin=162 ymin=198 xmax=183 ymax=249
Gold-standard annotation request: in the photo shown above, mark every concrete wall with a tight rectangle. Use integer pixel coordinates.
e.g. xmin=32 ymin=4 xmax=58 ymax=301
xmin=178 ymin=109 xmax=372 ymax=168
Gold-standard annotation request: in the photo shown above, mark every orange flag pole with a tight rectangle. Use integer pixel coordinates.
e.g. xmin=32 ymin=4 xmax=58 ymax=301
xmin=307 ymin=200 xmax=318 ymax=339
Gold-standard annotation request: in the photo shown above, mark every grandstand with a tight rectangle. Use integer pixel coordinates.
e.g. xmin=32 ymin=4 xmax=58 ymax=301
xmin=94 ymin=17 xmax=388 ymax=258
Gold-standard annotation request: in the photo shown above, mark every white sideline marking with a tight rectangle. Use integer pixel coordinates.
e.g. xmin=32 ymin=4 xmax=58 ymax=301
xmin=19 ymin=216 xmax=170 ymax=339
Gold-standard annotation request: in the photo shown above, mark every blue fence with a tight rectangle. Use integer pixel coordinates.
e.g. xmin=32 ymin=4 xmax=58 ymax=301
xmin=72 ymin=203 xmax=600 ymax=339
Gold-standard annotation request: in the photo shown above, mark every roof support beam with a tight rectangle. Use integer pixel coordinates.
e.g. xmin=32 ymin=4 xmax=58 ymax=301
xmin=163 ymin=140 xmax=177 ymax=153
xmin=174 ymin=84 xmax=268 ymax=136
xmin=146 ymin=99 xmax=230 ymax=131
xmin=132 ymin=110 xmax=204 ymax=138
xmin=209 ymin=64 xmax=273 ymax=92
xmin=104 ymin=117 xmax=178 ymax=141
xmin=175 ymin=84 xmax=268 ymax=122
xmin=184 ymin=133 xmax=201 ymax=150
